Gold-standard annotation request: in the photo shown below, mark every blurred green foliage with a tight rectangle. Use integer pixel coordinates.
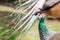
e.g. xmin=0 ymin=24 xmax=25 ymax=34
xmin=0 ymin=0 xmax=28 ymax=3
xmin=0 ymin=0 xmax=15 ymax=2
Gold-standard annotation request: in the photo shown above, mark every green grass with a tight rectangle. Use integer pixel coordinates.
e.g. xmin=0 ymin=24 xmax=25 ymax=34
xmin=0 ymin=4 xmax=28 ymax=40
xmin=47 ymin=24 xmax=60 ymax=31
xmin=0 ymin=4 xmax=27 ymax=14
xmin=16 ymin=20 xmax=40 ymax=40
